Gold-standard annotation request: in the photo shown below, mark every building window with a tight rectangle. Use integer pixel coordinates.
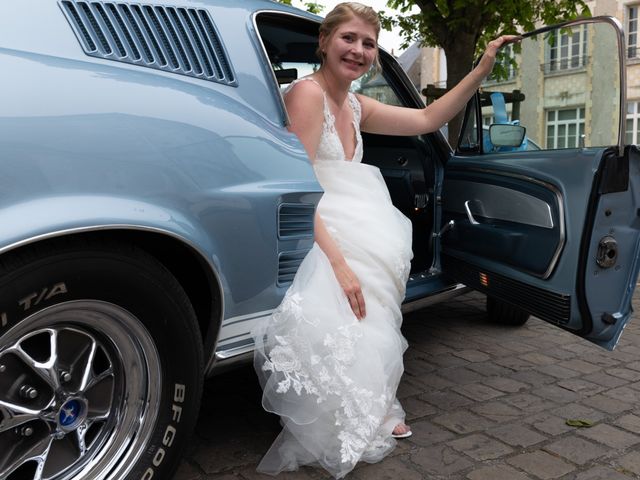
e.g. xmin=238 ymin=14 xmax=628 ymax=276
xmin=546 ymin=108 xmax=585 ymax=148
xmin=629 ymin=6 xmax=639 ymax=58
xmin=546 ymin=25 xmax=587 ymax=73
xmin=627 ymin=101 xmax=640 ymax=144
xmin=482 ymin=113 xmax=512 ymax=127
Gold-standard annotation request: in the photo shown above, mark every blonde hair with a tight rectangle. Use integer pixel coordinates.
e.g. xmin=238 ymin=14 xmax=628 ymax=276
xmin=317 ymin=2 xmax=382 ymax=73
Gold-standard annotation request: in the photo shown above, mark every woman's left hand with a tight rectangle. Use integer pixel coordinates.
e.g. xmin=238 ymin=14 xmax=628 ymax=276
xmin=477 ymin=35 xmax=522 ymax=77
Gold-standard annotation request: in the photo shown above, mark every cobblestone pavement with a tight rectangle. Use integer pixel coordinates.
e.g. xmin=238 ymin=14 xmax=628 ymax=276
xmin=175 ymin=291 xmax=640 ymax=480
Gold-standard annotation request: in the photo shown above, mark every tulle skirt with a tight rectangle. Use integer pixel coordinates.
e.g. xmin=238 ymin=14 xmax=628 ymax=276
xmin=252 ymin=160 xmax=413 ymax=478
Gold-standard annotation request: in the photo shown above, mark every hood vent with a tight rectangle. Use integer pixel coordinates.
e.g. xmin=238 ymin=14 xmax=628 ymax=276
xmin=278 ymin=203 xmax=315 ymax=239
xmin=60 ymin=1 xmax=236 ymax=86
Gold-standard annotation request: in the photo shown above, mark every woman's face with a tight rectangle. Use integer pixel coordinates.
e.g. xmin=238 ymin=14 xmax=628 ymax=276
xmin=320 ymin=16 xmax=378 ymax=81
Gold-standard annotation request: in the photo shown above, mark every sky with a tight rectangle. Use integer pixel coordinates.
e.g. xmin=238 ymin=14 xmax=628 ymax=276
xmin=286 ymin=0 xmax=415 ymax=55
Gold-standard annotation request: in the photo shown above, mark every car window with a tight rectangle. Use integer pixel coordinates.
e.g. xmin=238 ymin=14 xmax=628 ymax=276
xmin=351 ymin=71 xmax=402 ymax=106
xmin=462 ymin=22 xmax=621 ymax=153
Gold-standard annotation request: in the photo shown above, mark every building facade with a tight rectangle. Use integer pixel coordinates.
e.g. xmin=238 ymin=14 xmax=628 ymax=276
xmin=398 ymin=0 xmax=640 ymax=148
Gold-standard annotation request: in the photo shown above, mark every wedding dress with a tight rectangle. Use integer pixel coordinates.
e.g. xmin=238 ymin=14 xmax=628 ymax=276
xmin=252 ymin=77 xmax=413 ymax=478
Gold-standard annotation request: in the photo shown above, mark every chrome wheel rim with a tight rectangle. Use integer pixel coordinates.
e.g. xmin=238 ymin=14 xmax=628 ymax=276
xmin=0 ymin=301 xmax=161 ymax=480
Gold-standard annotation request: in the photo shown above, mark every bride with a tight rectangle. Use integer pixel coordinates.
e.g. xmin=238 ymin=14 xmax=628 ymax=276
xmin=252 ymin=3 xmax=517 ymax=477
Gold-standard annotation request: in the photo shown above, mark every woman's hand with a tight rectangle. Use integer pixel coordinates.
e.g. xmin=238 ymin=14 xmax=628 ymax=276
xmin=358 ymin=33 xmax=522 ymax=137
xmin=476 ymin=34 xmax=522 ymax=77
xmin=331 ymin=258 xmax=366 ymax=320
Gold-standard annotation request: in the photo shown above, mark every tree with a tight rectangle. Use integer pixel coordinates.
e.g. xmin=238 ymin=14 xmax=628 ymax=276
xmin=380 ymin=0 xmax=591 ymax=141
xmin=276 ymin=0 xmax=324 ymax=15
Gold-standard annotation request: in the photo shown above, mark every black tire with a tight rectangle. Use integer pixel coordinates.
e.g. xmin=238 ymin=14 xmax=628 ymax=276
xmin=0 ymin=239 xmax=203 ymax=480
xmin=486 ymin=296 xmax=530 ymax=326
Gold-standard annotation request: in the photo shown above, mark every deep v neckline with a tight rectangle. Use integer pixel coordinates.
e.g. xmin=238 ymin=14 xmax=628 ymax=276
xmin=324 ymin=95 xmax=360 ymax=162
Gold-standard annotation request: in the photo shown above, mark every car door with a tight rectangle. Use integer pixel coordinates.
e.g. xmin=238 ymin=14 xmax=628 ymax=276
xmin=441 ymin=17 xmax=640 ymax=350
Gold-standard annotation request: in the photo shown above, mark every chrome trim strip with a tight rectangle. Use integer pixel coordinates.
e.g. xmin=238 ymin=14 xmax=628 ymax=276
xmin=216 ymin=311 xmax=273 ymax=348
xmin=522 ymin=16 xmax=626 ymax=153
xmin=216 ymin=332 xmax=251 ymax=344
xmin=448 ymin=167 xmax=566 ymax=279
xmin=222 ymin=309 xmax=274 ymax=327
xmin=208 ymin=310 xmax=274 ymax=372
xmin=616 ymin=16 xmax=628 ymax=153
xmin=216 ymin=336 xmax=253 ymax=351
xmin=215 ymin=283 xmax=471 ymax=362
xmin=401 ymin=284 xmax=471 ymax=314
xmin=210 ymin=351 xmax=254 ymax=374
xmin=215 ymin=342 xmax=255 ymax=360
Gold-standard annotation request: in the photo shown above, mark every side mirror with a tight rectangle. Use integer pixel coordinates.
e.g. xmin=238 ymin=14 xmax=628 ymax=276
xmin=489 ymin=124 xmax=526 ymax=148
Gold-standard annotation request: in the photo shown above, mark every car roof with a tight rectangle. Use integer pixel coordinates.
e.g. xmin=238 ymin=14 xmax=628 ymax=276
xmin=196 ymin=0 xmax=322 ymax=21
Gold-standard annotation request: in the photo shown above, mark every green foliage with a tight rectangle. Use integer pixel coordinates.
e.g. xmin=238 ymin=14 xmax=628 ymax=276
xmin=380 ymin=0 xmax=591 ymax=56
xmin=488 ymin=46 xmax=519 ymax=83
xmin=275 ymin=0 xmax=324 ymax=15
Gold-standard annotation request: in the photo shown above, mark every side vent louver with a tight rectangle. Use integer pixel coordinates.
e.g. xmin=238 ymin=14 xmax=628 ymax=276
xmin=442 ymin=255 xmax=571 ymax=325
xmin=59 ymin=1 xmax=236 ymax=86
xmin=278 ymin=204 xmax=315 ymax=239
xmin=278 ymin=251 xmax=307 ymax=285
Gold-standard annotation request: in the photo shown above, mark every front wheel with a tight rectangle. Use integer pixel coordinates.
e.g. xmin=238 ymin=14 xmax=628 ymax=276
xmin=0 ymin=241 xmax=203 ymax=480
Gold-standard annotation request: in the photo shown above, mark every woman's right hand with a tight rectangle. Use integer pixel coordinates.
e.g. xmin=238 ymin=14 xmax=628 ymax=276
xmin=331 ymin=258 xmax=366 ymax=320
xmin=476 ymin=34 xmax=522 ymax=77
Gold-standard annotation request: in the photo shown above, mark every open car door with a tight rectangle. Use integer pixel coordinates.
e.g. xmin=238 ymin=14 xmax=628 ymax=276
xmin=441 ymin=17 xmax=640 ymax=350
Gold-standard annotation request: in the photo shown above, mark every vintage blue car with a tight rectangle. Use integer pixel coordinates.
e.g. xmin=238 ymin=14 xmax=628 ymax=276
xmin=0 ymin=1 xmax=638 ymax=478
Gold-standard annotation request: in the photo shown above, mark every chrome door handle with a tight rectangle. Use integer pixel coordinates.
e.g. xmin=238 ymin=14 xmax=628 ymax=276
xmin=464 ymin=200 xmax=480 ymax=225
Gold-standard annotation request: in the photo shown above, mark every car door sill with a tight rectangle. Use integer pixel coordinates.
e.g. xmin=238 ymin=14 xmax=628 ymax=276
xmin=401 ymin=283 xmax=471 ymax=314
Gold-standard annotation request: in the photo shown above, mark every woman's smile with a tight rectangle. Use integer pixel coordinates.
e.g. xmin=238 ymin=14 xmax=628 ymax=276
xmin=342 ymin=57 xmax=365 ymax=69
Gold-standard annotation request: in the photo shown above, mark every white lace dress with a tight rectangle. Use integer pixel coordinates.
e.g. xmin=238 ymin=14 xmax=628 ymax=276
xmin=252 ymin=78 xmax=413 ymax=479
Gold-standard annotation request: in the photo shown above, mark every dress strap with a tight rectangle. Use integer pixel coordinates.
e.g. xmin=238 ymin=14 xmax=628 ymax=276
xmin=285 ymin=77 xmax=334 ymax=127
xmin=348 ymin=92 xmax=361 ymax=125
xmin=298 ymin=77 xmax=323 ymax=90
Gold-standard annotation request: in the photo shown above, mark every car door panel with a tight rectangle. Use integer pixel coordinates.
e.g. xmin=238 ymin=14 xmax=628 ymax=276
xmin=443 ymin=142 xmax=640 ymax=349
xmin=440 ymin=17 xmax=640 ymax=349
xmin=442 ymin=169 xmax=562 ymax=277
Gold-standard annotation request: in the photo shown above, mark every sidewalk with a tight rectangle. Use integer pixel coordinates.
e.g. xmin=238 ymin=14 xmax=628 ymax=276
xmin=175 ymin=291 xmax=640 ymax=479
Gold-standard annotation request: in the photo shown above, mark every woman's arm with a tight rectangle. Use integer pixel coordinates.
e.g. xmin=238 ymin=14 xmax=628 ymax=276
xmin=284 ymin=80 xmax=325 ymax=160
xmin=359 ymin=35 xmax=520 ymax=136
xmin=314 ymin=213 xmax=366 ymax=319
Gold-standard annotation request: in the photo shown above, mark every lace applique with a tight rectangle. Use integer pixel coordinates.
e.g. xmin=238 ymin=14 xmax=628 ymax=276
xmin=262 ymin=334 xmax=319 ymax=396
xmin=336 ymin=387 xmax=392 ymax=463
xmin=393 ymin=244 xmax=412 ymax=284
xmin=272 ymin=289 xmax=319 ymax=326
xmin=262 ymin=305 xmax=392 ymax=466
xmin=393 ymin=257 xmax=410 ymax=284
xmin=348 ymin=92 xmax=362 ymax=125
xmin=321 ymin=92 xmax=362 ymax=162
